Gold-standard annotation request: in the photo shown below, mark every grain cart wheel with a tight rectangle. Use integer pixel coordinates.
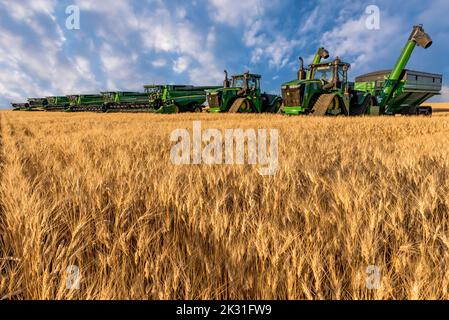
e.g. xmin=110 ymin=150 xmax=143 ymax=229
xmin=350 ymin=94 xmax=373 ymax=116
xmin=193 ymin=105 xmax=202 ymax=113
xmin=267 ymin=100 xmax=282 ymax=113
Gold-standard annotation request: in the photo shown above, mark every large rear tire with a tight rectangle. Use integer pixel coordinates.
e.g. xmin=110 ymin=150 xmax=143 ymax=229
xmin=350 ymin=95 xmax=373 ymax=116
xmin=266 ymin=100 xmax=282 ymax=113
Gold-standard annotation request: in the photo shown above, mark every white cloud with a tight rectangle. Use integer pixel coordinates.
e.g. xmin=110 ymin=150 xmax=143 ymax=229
xmin=0 ymin=2 xmax=98 ymax=103
xmin=209 ymin=0 xmax=298 ymax=70
xmin=0 ymin=0 xmax=56 ymax=21
xmin=152 ymin=58 xmax=167 ymax=68
xmin=208 ymin=0 xmax=262 ymax=25
xmin=173 ymin=56 xmax=190 ymax=74
xmin=320 ymin=13 xmax=404 ymax=72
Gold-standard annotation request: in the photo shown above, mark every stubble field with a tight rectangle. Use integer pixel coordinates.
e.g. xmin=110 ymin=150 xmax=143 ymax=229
xmin=1 ymin=110 xmax=449 ymax=300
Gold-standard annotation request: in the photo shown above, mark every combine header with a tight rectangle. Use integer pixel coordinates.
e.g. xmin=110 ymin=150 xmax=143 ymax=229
xmin=27 ymin=98 xmax=48 ymax=111
xmin=145 ymin=85 xmax=221 ymax=113
xmin=102 ymin=91 xmax=151 ymax=112
xmin=46 ymin=96 xmax=70 ymax=112
xmin=11 ymin=103 xmax=30 ymax=111
xmin=67 ymin=94 xmax=104 ymax=112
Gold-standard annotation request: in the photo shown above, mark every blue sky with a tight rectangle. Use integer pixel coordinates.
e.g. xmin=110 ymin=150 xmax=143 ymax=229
xmin=1 ymin=0 xmax=449 ymax=108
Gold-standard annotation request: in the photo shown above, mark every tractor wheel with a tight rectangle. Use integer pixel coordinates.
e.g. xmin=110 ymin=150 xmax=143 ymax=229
xmin=229 ymin=98 xmax=254 ymax=113
xmin=239 ymin=99 xmax=253 ymax=112
xmin=173 ymin=105 xmax=180 ymax=114
xmin=350 ymin=95 xmax=373 ymax=116
xmin=311 ymin=94 xmax=337 ymax=116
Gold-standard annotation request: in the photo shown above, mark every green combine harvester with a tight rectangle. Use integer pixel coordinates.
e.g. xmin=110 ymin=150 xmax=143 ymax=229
xmin=144 ymin=84 xmax=221 ymax=113
xmin=26 ymin=98 xmax=48 ymax=111
xmin=206 ymin=71 xmax=283 ymax=113
xmin=101 ymin=91 xmax=151 ymax=112
xmin=66 ymin=94 xmax=104 ymax=112
xmin=282 ymin=25 xmax=442 ymax=116
xmin=46 ymin=96 xmax=71 ymax=112
xmin=11 ymin=103 xmax=30 ymax=111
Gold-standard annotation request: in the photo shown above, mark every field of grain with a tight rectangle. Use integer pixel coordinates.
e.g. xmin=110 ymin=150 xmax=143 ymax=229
xmin=427 ymin=102 xmax=449 ymax=113
xmin=1 ymin=110 xmax=449 ymax=300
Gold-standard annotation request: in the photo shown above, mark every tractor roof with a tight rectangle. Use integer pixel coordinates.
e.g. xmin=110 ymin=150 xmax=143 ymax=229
xmin=232 ymin=73 xmax=261 ymax=79
xmin=311 ymin=60 xmax=351 ymax=68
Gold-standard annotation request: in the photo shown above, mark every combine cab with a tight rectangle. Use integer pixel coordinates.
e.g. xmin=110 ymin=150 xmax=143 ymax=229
xmin=206 ymin=72 xmax=282 ymax=113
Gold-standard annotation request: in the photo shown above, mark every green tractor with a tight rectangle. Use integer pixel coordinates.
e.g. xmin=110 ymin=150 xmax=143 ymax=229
xmin=206 ymin=71 xmax=282 ymax=113
xmin=282 ymin=25 xmax=440 ymax=116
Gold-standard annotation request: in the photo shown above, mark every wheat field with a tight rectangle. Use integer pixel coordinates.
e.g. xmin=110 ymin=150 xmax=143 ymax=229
xmin=1 ymin=110 xmax=449 ymax=300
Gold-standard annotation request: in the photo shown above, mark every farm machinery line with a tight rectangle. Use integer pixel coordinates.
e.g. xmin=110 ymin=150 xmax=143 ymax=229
xmin=11 ymin=25 xmax=442 ymax=116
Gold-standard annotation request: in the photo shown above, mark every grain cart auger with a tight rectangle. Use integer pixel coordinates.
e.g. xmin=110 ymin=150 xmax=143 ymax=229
xmin=206 ymin=71 xmax=282 ymax=113
xmin=355 ymin=25 xmax=441 ymax=116
xmin=282 ymin=25 xmax=441 ymax=116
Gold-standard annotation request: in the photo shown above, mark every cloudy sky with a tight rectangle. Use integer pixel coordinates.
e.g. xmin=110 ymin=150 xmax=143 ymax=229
xmin=1 ymin=0 xmax=448 ymax=108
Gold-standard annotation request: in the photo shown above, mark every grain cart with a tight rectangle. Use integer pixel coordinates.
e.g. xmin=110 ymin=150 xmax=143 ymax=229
xmin=206 ymin=71 xmax=282 ymax=113
xmin=66 ymin=94 xmax=104 ymax=112
xmin=144 ymin=84 xmax=221 ymax=113
xmin=101 ymin=91 xmax=151 ymax=112
xmin=27 ymin=98 xmax=48 ymax=111
xmin=46 ymin=96 xmax=71 ymax=112
xmin=282 ymin=25 xmax=441 ymax=116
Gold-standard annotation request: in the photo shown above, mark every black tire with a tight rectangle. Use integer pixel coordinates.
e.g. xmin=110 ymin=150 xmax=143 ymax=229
xmin=193 ymin=105 xmax=203 ymax=113
xmin=350 ymin=95 xmax=373 ymax=116
xmin=266 ymin=100 xmax=282 ymax=113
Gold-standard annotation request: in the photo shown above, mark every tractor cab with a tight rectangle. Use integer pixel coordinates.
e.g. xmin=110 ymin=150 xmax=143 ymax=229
xmin=309 ymin=58 xmax=351 ymax=92
xmin=230 ymin=73 xmax=261 ymax=92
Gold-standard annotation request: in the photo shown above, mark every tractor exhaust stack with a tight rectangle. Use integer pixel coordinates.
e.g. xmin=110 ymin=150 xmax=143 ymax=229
xmin=297 ymin=57 xmax=306 ymax=80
